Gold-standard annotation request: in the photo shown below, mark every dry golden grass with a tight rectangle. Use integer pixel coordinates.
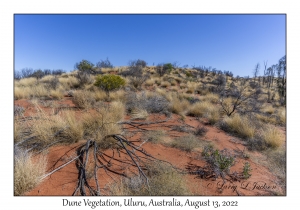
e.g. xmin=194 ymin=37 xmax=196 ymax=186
xmin=155 ymin=87 xmax=168 ymax=98
xmin=31 ymin=111 xmax=65 ymax=144
xmin=110 ymin=101 xmax=126 ymax=121
xmin=222 ymin=114 xmax=255 ymax=139
xmin=92 ymin=89 xmax=107 ymax=101
xmin=15 ymin=77 xmax=37 ymax=87
xmin=186 ymin=81 xmax=197 ymax=94
xmin=256 ymin=113 xmax=277 ymax=124
xmin=195 ymin=85 xmax=209 ymax=95
xmin=109 ymin=161 xmax=190 ymax=195
xmin=14 ymin=149 xmax=47 ymax=195
xmin=261 ymin=104 xmax=276 ymax=115
xmin=82 ymin=102 xmax=125 ymax=147
xmin=50 ymin=88 xmax=64 ymax=99
xmin=277 ymin=108 xmax=286 ymax=125
xmin=261 ymin=125 xmax=283 ymax=148
xmin=201 ymin=93 xmax=219 ymax=104
xmin=61 ymin=111 xmax=84 ymax=142
xmin=58 ymin=76 xmax=80 ymax=89
xmin=160 ymin=81 xmax=171 ymax=88
xmin=170 ymin=79 xmax=177 ymax=86
xmin=169 ymin=86 xmax=179 ymax=92
xmin=167 ymin=93 xmax=190 ymax=115
xmin=31 ymin=85 xmax=49 ymax=98
xmin=15 ymin=84 xmax=50 ymax=99
xmin=15 ymin=86 xmax=30 ymax=99
xmin=72 ymin=90 xmax=95 ymax=109
xmin=130 ymin=109 xmax=149 ymax=120
xmin=39 ymin=75 xmax=56 ymax=83
xmin=145 ymin=78 xmax=155 ymax=86
xmin=154 ymin=77 xmax=162 ymax=86
xmin=188 ymin=101 xmax=220 ymax=124
xmin=14 ymin=120 xmax=24 ymax=143
xmin=179 ymin=83 xmax=187 ymax=89
xmin=109 ymin=89 xmax=127 ymax=102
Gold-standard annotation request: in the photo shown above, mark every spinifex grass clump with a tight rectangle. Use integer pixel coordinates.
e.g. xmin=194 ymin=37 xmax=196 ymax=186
xmin=14 ymin=147 xmax=47 ymax=195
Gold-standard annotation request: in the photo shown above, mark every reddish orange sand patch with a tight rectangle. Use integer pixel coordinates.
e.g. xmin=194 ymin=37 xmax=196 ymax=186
xmin=16 ymin=99 xmax=284 ymax=196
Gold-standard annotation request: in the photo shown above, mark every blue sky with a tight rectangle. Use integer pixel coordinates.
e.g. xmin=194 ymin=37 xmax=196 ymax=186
xmin=14 ymin=14 xmax=285 ymax=77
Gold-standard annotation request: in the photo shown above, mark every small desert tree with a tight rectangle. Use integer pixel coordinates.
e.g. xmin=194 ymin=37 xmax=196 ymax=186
xmin=277 ymin=55 xmax=286 ymax=105
xmin=75 ymin=59 xmax=95 ymax=74
xmin=219 ymin=83 xmax=261 ymax=116
xmin=94 ymin=75 xmax=125 ymax=98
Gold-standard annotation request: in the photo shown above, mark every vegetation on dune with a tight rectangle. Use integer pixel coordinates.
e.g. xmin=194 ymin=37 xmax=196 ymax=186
xmin=13 ymin=56 xmax=286 ymax=195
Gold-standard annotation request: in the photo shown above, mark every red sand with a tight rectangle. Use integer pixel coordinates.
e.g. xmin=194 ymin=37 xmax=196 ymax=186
xmin=15 ymin=99 xmax=285 ymax=196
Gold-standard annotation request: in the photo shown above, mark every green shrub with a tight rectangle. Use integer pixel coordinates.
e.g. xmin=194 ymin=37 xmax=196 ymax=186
xmin=94 ymin=75 xmax=125 ymax=98
xmin=202 ymin=145 xmax=235 ymax=177
xmin=163 ymin=63 xmax=173 ymax=73
xmin=242 ymin=162 xmax=252 ymax=179
xmin=75 ymin=59 xmax=95 ymax=74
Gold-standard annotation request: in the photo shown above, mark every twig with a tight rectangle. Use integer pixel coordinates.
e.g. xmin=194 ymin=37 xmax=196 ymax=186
xmin=40 ymin=155 xmax=80 ymax=180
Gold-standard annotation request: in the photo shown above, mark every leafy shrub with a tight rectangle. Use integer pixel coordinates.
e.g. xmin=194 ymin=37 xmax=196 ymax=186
xmin=242 ymin=162 xmax=252 ymax=179
xmin=202 ymin=145 xmax=235 ymax=178
xmin=185 ymin=71 xmax=193 ymax=78
xmin=163 ymin=63 xmax=173 ymax=73
xmin=94 ymin=75 xmax=125 ymax=98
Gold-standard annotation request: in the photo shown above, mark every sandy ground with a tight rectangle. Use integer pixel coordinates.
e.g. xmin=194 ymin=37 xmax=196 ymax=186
xmin=15 ymin=98 xmax=285 ymax=196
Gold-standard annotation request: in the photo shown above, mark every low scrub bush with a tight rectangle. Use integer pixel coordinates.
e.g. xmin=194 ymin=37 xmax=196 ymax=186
xmin=94 ymin=74 xmax=125 ymax=98
xmin=201 ymin=145 xmax=235 ymax=178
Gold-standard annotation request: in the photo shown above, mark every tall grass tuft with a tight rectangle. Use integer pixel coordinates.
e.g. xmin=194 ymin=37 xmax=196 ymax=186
xmin=14 ymin=148 xmax=47 ymax=195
